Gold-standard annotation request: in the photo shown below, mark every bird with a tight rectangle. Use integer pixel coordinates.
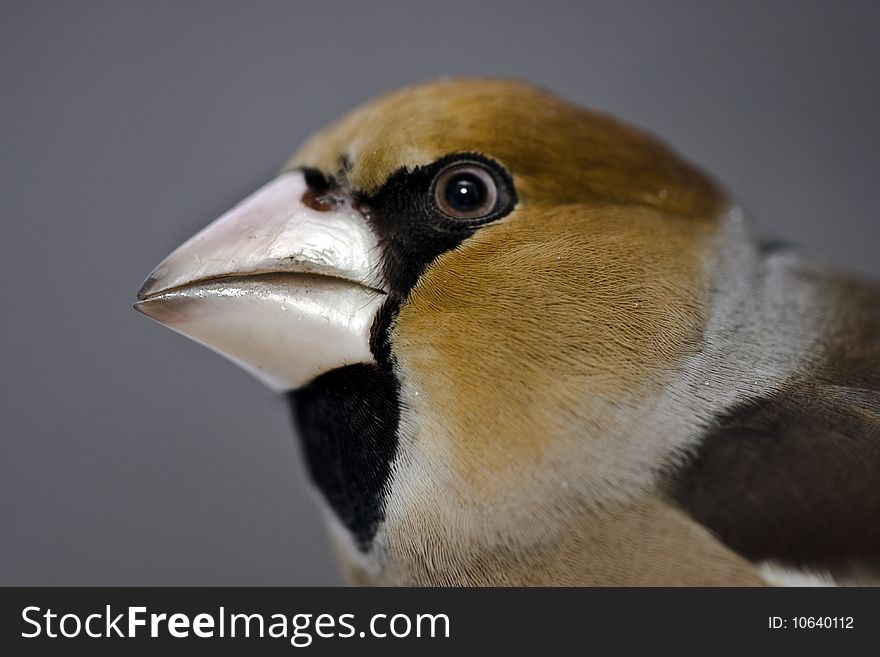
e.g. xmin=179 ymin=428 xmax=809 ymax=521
xmin=135 ymin=78 xmax=879 ymax=586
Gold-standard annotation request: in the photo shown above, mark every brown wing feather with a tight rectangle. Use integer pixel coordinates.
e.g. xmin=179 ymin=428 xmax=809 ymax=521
xmin=666 ymin=269 xmax=880 ymax=577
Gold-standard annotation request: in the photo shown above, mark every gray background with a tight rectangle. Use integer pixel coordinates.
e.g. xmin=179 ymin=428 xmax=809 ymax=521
xmin=1 ymin=0 xmax=878 ymax=585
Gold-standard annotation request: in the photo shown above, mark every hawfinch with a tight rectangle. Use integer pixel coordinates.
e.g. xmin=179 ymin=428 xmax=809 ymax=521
xmin=136 ymin=79 xmax=879 ymax=586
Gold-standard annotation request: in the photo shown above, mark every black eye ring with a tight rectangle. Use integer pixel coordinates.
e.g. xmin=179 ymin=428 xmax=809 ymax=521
xmin=433 ymin=162 xmax=499 ymax=220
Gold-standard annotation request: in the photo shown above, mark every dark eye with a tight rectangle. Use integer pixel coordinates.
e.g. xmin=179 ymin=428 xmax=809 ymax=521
xmin=433 ymin=163 xmax=498 ymax=220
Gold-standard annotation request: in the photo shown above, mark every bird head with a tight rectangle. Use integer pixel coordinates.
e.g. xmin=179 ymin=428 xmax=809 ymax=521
xmin=136 ymin=79 xmax=741 ymax=584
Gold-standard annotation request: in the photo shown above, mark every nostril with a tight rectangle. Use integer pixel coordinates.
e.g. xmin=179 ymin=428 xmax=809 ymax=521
xmin=300 ymin=167 xmax=347 ymax=212
xmin=301 ymin=189 xmax=344 ymax=212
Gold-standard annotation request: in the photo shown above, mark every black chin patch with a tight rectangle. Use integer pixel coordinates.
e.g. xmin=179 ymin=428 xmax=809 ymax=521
xmin=288 ymin=363 xmax=400 ymax=551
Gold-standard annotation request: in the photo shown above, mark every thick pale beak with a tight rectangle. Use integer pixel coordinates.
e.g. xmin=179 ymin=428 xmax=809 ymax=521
xmin=135 ymin=171 xmax=385 ymax=391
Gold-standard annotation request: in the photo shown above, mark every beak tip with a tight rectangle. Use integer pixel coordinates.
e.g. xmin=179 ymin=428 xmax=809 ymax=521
xmin=137 ymin=264 xmax=170 ymax=301
xmin=134 ymin=272 xmax=166 ymax=315
xmin=136 ymin=278 xmax=154 ymax=302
